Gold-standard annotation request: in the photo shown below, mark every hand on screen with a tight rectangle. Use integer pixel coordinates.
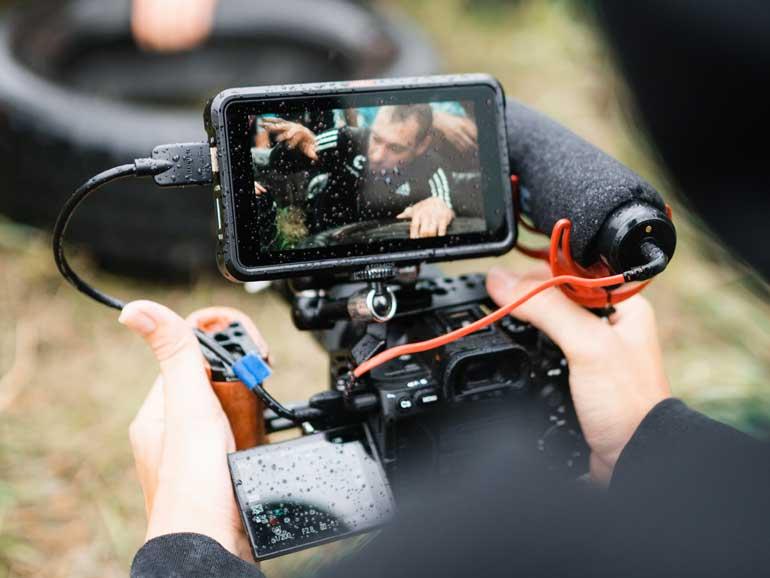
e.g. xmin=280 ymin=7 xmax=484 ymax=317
xmin=254 ymin=182 xmax=267 ymax=196
xmin=131 ymin=0 xmax=217 ymax=52
xmin=433 ymin=111 xmax=478 ymax=153
xmin=397 ymin=196 xmax=455 ymax=239
xmin=259 ymin=118 xmax=319 ymax=161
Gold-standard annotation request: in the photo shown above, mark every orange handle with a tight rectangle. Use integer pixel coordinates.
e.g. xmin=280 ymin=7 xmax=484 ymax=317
xmin=189 ymin=308 xmax=268 ymax=451
xmin=211 ymin=379 xmax=266 ymax=450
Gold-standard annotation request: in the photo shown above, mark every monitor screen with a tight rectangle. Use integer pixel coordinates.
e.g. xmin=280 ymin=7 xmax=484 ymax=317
xmin=221 ymin=81 xmax=512 ymax=273
xmin=228 ymin=425 xmax=395 ymax=559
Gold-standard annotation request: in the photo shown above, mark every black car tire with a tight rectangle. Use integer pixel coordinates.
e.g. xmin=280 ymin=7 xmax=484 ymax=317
xmin=0 ymin=0 xmax=439 ymax=277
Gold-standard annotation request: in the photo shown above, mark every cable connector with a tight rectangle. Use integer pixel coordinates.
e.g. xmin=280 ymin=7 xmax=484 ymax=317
xmin=134 ymin=157 xmax=176 ymax=177
xmin=232 ymin=353 xmax=273 ymax=390
xmin=150 ymin=142 xmax=213 ymax=187
xmin=622 ymin=242 xmax=669 ymax=282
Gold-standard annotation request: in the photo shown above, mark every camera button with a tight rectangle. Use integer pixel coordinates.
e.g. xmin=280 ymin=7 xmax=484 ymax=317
xmin=396 ymin=395 xmax=413 ymax=413
xmin=415 ymin=389 xmax=439 ymax=407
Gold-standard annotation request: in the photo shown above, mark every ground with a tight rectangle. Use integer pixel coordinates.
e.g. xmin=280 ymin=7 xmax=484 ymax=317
xmin=1 ymin=1 xmax=769 ymax=577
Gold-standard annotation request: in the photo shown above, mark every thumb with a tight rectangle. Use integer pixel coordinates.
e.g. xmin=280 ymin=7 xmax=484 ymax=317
xmin=486 ymin=267 xmax=605 ymax=360
xmin=397 ymin=207 xmax=413 ymax=219
xmin=119 ymin=300 xmax=221 ymax=422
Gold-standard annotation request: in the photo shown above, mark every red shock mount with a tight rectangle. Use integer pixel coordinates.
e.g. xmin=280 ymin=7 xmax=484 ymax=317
xmin=511 ymin=175 xmax=670 ymax=309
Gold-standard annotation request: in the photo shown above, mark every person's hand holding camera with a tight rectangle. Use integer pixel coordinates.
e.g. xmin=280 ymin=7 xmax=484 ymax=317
xmin=397 ymin=196 xmax=455 ymax=238
xmin=119 ymin=301 xmax=268 ymax=560
xmin=486 ymin=266 xmax=672 ymax=484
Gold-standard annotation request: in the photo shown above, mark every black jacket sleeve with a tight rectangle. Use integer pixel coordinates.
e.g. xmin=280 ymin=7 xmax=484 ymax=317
xmin=608 ymin=398 xmax=770 ymax=576
xmin=611 ymin=397 xmax=769 ymax=492
xmin=130 ymin=533 xmax=264 ymax=578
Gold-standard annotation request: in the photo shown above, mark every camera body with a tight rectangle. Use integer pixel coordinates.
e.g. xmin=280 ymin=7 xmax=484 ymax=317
xmin=223 ymin=268 xmax=587 ymax=559
xmin=50 ymin=68 xmax=675 ymax=561
xmin=329 ymin=274 xmax=587 ymax=493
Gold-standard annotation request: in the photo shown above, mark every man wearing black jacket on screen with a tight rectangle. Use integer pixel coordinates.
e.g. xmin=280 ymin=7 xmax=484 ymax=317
xmin=255 ymin=104 xmax=483 ymax=240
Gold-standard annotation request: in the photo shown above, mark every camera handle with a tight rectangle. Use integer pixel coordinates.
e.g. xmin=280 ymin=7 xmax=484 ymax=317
xmin=195 ymin=319 xmax=269 ymax=450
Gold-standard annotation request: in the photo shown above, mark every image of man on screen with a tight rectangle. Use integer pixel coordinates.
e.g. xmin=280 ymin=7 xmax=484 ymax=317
xmin=253 ymin=103 xmax=483 ymax=242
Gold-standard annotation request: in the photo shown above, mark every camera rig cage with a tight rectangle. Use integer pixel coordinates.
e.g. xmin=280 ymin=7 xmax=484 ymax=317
xmin=51 ymin=73 xmax=676 ymax=560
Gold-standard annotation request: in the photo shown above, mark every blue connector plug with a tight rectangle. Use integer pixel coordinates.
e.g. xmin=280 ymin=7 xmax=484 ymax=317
xmin=232 ymin=353 xmax=272 ymax=390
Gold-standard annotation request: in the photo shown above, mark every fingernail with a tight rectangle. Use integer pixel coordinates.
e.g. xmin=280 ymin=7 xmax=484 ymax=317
xmin=119 ymin=306 xmax=157 ymax=336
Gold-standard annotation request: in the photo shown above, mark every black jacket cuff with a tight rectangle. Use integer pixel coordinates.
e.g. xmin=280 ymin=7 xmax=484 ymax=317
xmin=611 ymin=397 xmax=759 ymax=491
xmin=131 ymin=533 xmax=263 ymax=578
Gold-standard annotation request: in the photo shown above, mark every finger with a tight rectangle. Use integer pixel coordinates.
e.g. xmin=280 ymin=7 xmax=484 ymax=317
xmin=421 ymin=218 xmax=438 ymax=238
xmin=610 ymin=296 xmax=669 ymax=393
xmin=279 ymin=127 xmax=299 ymax=142
xmin=185 ymin=306 xmax=270 ymax=360
xmin=610 ymin=294 xmax=653 ymax=325
xmin=610 ymin=296 xmax=660 ymax=350
xmin=417 ymin=215 xmax=429 ymax=238
xmin=396 ymin=207 xmax=413 ymax=219
xmin=254 ymin=182 xmax=267 ymax=195
xmin=461 ymin=119 xmax=477 ymax=139
xmin=276 ymin=127 xmax=298 ymax=143
xmin=302 ymin=142 xmax=318 ymax=161
xmin=455 ymin=138 xmax=470 ymax=153
xmin=119 ymin=301 xmax=221 ymax=423
xmin=258 ymin=117 xmax=283 ymax=125
xmin=286 ymin=132 xmax=305 ymax=150
xmin=262 ymin=121 xmax=289 ymax=134
xmin=460 ymin=133 xmax=476 ymax=150
xmin=410 ymin=213 xmax=421 ymax=239
xmin=485 ymin=267 xmax=609 ymax=360
xmin=438 ymin=217 xmax=449 ymax=237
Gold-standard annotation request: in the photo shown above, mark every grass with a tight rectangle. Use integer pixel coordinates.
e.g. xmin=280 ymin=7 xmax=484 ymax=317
xmin=1 ymin=1 xmax=769 ymax=576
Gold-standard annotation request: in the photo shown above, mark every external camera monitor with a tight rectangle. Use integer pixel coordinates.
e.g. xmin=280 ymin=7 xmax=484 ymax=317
xmin=205 ymin=74 xmax=514 ymax=281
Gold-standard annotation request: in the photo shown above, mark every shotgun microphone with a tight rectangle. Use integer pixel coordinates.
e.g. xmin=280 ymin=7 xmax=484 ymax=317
xmin=506 ymin=99 xmax=676 ymax=280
